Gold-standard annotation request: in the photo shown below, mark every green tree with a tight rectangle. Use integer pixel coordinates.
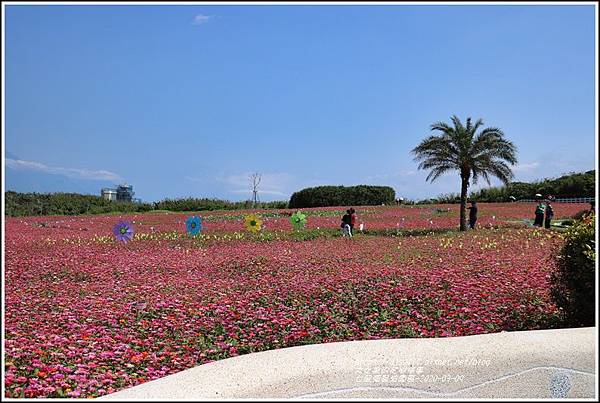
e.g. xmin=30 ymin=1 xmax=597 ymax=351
xmin=288 ymin=185 xmax=395 ymax=208
xmin=411 ymin=116 xmax=518 ymax=230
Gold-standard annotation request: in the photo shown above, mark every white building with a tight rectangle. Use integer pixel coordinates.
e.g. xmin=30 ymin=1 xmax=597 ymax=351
xmin=101 ymin=188 xmax=117 ymax=201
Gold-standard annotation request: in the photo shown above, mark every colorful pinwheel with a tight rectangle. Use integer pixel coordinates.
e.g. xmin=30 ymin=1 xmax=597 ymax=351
xmin=186 ymin=216 xmax=202 ymax=235
xmin=290 ymin=211 xmax=307 ymax=230
xmin=244 ymin=214 xmax=263 ymax=233
xmin=113 ymin=220 xmax=134 ymax=243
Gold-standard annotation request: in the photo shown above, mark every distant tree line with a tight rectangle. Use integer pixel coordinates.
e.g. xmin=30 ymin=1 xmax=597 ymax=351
xmin=414 ymin=193 xmax=461 ymax=205
xmin=4 ymin=170 xmax=594 ymax=216
xmin=288 ymin=185 xmax=395 ymax=208
xmin=4 ymin=191 xmax=154 ymax=217
xmin=4 ymin=191 xmax=287 ymax=217
xmin=411 ymin=170 xmax=595 ymax=204
xmin=153 ymin=197 xmax=287 ymax=212
xmin=469 ymin=170 xmax=595 ymax=202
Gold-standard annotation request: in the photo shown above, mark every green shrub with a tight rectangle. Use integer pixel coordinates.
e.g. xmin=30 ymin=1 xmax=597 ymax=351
xmin=289 ymin=185 xmax=395 ymax=208
xmin=550 ymin=214 xmax=596 ymax=327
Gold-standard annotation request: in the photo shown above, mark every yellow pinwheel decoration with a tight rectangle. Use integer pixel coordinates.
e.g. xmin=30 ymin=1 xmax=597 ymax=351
xmin=244 ymin=214 xmax=263 ymax=233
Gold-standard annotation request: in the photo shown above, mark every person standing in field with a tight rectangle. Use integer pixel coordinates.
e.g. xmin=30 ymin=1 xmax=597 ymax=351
xmin=467 ymin=201 xmax=478 ymax=229
xmin=534 ymin=201 xmax=546 ymax=227
xmin=341 ymin=210 xmax=352 ymax=237
xmin=544 ymin=202 xmax=554 ymax=229
xmin=349 ymin=208 xmax=357 ymax=236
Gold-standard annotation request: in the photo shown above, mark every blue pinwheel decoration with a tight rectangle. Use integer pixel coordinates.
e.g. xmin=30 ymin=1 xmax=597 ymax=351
xmin=186 ymin=216 xmax=202 ymax=235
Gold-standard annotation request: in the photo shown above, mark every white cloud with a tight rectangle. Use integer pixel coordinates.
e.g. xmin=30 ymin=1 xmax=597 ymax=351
xmin=512 ymin=162 xmax=540 ymax=172
xmin=192 ymin=14 xmax=212 ymax=25
xmin=6 ymin=158 xmax=122 ymax=181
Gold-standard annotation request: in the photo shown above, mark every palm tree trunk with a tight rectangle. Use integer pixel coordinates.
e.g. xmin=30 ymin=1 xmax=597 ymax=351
xmin=459 ymin=174 xmax=469 ymax=231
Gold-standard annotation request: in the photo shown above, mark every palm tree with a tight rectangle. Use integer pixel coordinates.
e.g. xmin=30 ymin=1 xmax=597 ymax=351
xmin=411 ymin=115 xmax=518 ymax=231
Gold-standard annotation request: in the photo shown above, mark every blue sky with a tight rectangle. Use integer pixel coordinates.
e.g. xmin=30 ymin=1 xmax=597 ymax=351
xmin=4 ymin=4 xmax=597 ymax=202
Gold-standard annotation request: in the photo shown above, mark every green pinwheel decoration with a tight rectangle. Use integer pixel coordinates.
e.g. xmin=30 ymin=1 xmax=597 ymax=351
xmin=290 ymin=211 xmax=307 ymax=230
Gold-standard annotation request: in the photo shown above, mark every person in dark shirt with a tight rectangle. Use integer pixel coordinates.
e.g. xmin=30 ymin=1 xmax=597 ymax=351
xmin=349 ymin=208 xmax=357 ymax=236
xmin=544 ymin=202 xmax=554 ymax=229
xmin=341 ymin=210 xmax=352 ymax=237
xmin=467 ymin=201 xmax=478 ymax=229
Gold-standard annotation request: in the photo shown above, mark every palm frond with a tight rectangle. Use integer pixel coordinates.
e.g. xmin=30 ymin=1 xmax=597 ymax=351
xmin=450 ymin=115 xmax=464 ymax=133
xmin=425 ymin=165 xmax=455 ymax=183
xmin=468 ymin=118 xmax=484 ymax=135
xmin=430 ymin=122 xmax=454 ymax=134
xmin=413 ymin=115 xmax=518 ymax=189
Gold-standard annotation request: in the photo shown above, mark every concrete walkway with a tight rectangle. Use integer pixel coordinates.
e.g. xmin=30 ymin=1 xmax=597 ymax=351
xmin=99 ymin=327 xmax=596 ymax=399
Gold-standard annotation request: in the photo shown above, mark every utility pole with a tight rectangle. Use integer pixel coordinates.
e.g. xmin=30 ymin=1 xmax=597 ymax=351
xmin=250 ymin=173 xmax=261 ymax=208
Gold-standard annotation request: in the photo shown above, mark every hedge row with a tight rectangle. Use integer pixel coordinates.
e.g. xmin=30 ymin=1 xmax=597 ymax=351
xmin=288 ymin=185 xmax=395 ymax=208
xmin=4 ymin=192 xmax=287 ymax=217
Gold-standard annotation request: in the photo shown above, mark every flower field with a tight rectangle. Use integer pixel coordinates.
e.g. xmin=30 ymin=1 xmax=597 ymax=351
xmin=3 ymin=203 xmax=589 ymax=398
